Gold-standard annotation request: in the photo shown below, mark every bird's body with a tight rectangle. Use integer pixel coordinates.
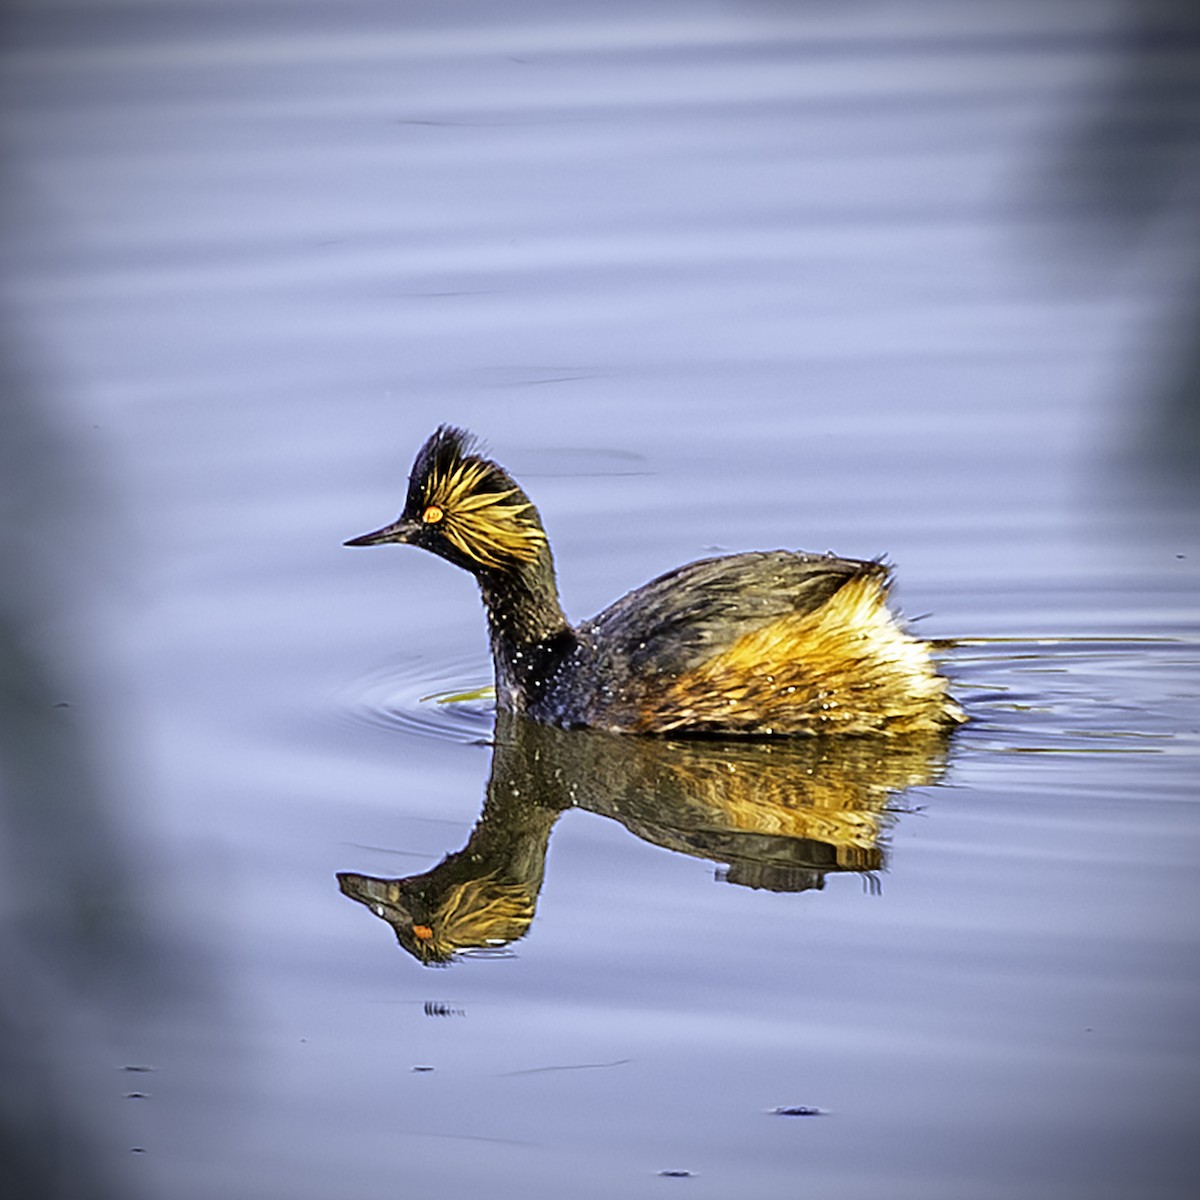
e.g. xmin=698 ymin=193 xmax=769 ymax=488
xmin=346 ymin=426 xmax=964 ymax=737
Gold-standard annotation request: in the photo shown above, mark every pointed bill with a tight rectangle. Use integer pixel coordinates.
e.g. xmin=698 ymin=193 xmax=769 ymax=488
xmin=343 ymin=518 xmax=419 ymax=547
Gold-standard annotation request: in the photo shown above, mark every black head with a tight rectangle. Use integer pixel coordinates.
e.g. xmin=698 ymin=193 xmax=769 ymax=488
xmin=344 ymin=426 xmax=548 ymax=574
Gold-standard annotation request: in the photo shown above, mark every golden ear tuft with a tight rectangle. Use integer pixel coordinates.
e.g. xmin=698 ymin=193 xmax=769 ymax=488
xmin=422 ymin=458 xmax=546 ymax=569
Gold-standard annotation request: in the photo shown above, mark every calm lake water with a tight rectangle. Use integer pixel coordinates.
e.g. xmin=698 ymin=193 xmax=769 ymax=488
xmin=2 ymin=2 xmax=1199 ymax=1198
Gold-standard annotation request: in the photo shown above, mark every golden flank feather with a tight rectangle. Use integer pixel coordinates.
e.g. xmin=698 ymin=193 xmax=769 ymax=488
xmin=421 ymin=458 xmax=547 ymax=569
xmin=646 ymin=573 xmax=961 ymax=735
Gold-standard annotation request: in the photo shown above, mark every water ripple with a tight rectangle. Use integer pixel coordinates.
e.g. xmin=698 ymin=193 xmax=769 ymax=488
xmin=944 ymin=635 xmax=1198 ymax=754
xmin=340 ymin=652 xmax=496 ymax=745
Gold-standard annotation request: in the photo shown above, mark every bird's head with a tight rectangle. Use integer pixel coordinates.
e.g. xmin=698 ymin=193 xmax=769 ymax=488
xmin=345 ymin=425 xmax=548 ymax=575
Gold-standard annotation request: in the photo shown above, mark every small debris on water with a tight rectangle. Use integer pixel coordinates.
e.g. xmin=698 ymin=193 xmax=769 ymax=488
xmin=412 ymin=1065 xmax=435 ymax=1073
xmin=771 ymin=1105 xmax=825 ymax=1117
xmin=658 ymin=1169 xmax=694 ymax=1177
xmin=424 ymin=1000 xmax=466 ymax=1018
xmin=426 ymin=684 xmax=495 ymax=705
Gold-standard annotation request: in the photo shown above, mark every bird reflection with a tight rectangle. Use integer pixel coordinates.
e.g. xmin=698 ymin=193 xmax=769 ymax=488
xmin=339 ymin=713 xmax=953 ymax=965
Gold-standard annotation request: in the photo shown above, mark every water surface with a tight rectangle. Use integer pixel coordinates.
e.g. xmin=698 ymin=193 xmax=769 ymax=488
xmin=2 ymin=2 xmax=1198 ymax=1198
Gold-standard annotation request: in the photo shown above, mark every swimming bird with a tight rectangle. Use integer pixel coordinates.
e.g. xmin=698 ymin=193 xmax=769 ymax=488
xmin=345 ymin=426 xmax=964 ymax=736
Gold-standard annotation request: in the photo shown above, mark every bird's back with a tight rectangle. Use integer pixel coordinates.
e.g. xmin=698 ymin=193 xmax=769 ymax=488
xmin=541 ymin=551 xmax=962 ymax=736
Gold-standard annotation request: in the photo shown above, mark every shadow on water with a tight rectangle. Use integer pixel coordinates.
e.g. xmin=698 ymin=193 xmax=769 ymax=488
xmin=1044 ymin=0 xmax=1200 ymax=477
xmin=0 ymin=326 xmax=218 ymax=1196
xmin=338 ymin=711 xmax=953 ymax=965
xmin=0 ymin=336 xmax=144 ymax=1194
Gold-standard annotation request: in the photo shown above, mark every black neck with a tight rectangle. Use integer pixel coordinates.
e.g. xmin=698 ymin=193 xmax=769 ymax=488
xmin=476 ymin=547 xmax=576 ymax=710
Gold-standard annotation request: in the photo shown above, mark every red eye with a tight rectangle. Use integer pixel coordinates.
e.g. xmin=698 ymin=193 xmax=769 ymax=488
xmin=422 ymin=505 xmax=444 ymax=525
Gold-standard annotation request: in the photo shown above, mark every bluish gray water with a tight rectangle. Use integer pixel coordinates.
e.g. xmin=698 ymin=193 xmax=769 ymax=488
xmin=2 ymin=2 xmax=1198 ymax=1198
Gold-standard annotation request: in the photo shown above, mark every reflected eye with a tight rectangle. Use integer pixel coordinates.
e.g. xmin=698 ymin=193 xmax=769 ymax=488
xmin=422 ymin=505 xmax=444 ymax=525
xmin=413 ymin=924 xmax=433 ymax=941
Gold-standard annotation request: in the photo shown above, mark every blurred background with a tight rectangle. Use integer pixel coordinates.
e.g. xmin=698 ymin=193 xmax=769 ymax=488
xmin=2 ymin=2 xmax=1198 ymax=1197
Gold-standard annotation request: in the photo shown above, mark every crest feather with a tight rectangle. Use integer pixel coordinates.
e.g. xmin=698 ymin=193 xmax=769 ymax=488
xmin=408 ymin=426 xmax=547 ymax=569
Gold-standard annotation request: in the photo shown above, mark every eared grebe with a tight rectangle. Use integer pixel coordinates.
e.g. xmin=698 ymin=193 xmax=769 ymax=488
xmin=345 ymin=426 xmax=964 ymax=736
